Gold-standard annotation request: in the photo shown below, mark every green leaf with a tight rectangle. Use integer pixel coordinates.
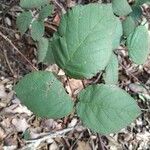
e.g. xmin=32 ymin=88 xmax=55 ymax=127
xmin=20 ymin=0 xmax=49 ymax=9
xmin=127 ymin=26 xmax=150 ymax=64
xmin=39 ymin=4 xmax=53 ymax=21
xmin=134 ymin=0 xmax=150 ymax=6
xmin=14 ymin=71 xmax=74 ymax=118
xmin=104 ymin=54 xmax=118 ymax=84
xmin=16 ymin=11 xmax=32 ymax=34
xmin=38 ymin=38 xmax=55 ymax=64
xmin=122 ymin=16 xmax=136 ymax=37
xmin=130 ymin=6 xmax=142 ymax=24
xmin=23 ymin=129 xmax=30 ymax=140
xmin=37 ymin=37 xmax=49 ymax=63
xmin=112 ymin=0 xmax=132 ymax=16
xmin=52 ymin=4 xmax=118 ymax=79
xmin=77 ymin=84 xmax=141 ymax=134
xmin=43 ymin=40 xmax=55 ymax=64
xmin=31 ymin=20 xmax=44 ymax=41
xmin=112 ymin=17 xmax=122 ymax=49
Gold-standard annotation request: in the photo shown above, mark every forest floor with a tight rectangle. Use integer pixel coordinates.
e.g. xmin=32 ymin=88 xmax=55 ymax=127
xmin=0 ymin=0 xmax=150 ymax=150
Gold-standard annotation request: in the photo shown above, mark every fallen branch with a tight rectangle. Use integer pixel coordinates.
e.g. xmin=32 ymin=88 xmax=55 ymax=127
xmin=21 ymin=127 xmax=75 ymax=150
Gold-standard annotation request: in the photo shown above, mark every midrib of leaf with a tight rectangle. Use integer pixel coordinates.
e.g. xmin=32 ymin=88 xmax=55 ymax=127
xmin=64 ymin=13 xmax=106 ymax=67
xmin=80 ymin=101 xmax=136 ymax=111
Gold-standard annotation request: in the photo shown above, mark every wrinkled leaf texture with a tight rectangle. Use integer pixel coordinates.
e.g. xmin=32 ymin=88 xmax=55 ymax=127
xmin=14 ymin=71 xmax=74 ymax=118
xmin=51 ymin=4 xmax=120 ymax=79
xmin=77 ymin=84 xmax=141 ymax=134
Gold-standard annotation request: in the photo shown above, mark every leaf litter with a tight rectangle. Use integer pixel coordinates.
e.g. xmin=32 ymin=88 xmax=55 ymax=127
xmin=0 ymin=1 xmax=150 ymax=150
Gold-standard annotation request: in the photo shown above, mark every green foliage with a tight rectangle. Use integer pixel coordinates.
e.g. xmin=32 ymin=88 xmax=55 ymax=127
xmin=127 ymin=26 xmax=150 ymax=64
xmin=23 ymin=129 xmax=30 ymax=140
xmin=134 ymin=0 xmax=150 ymax=6
xmin=112 ymin=17 xmax=123 ymax=49
xmin=130 ymin=6 xmax=142 ymax=23
xmin=122 ymin=16 xmax=136 ymax=37
xmin=14 ymin=71 xmax=74 ymax=118
xmin=16 ymin=11 xmax=32 ymax=34
xmin=31 ymin=20 xmax=44 ymax=41
xmin=43 ymin=40 xmax=55 ymax=64
xmin=52 ymin=4 xmax=118 ymax=79
xmin=130 ymin=0 xmax=150 ymax=23
xmin=104 ymin=54 xmax=118 ymax=84
xmin=39 ymin=4 xmax=53 ymax=21
xmin=20 ymin=0 xmax=49 ymax=9
xmin=15 ymin=2 xmax=150 ymax=135
xmin=77 ymin=84 xmax=141 ymax=134
xmin=112 ymin=0 xmax=132 ymax=16
xmin=17 ymin=1 xmax=53 ymax=37
xmin=38 ymin=38 xmax=55 ymax=64
xmin=37 ymin=37 xmax=49 ymax=63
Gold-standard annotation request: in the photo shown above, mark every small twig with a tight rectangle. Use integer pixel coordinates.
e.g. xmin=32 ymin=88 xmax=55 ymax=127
xmin=21 ymin=127 xmax=74 ymax=150
xmin=2 ymin=49 xmax=15 ymax=77
xmin=114 ymin=50 xmax=142 ymax=83
xmin=0 ymin=25 xmax=18 ymax=33
xmin=93 ymin=72 xmax=103 ymax=84
xmin=2 ymin=0 xmax=19 ymax=17
xmin=97 ymin=134 xmax=105 ymax=150
xmin=45 ymin=23 xmax=57 ymax=32
xmin=0 ymin=31 xmax=38 ymax=71
xmin=70 ymin=132 xmax=83 ymax=149
xmin=52 ymin=0 xmax=66 ymax=14
xmin=26 ymin=127 xmax=74 ymax=143
xmin=119 ymin=62 xmax=140 ymax=82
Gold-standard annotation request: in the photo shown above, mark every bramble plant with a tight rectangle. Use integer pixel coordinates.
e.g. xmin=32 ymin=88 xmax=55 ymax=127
xmin=15 ymin=0 xmax=150 ymax=134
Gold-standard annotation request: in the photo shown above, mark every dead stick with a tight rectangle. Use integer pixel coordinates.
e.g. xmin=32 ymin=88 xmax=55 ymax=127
xmin=21 ymin=127 xmax=74 ymax=150
xmin=3 ymin=49 xmax=15 ymax=76
xmin=119 ymin=62 xmax=140 ymax=82
xmin=0 ymin=31 xmax=38 ymax=71
xmin=52 ymin=0 xmax=66 ymax=14
xmin=97 ymin=134 xmax=106 ymax=150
